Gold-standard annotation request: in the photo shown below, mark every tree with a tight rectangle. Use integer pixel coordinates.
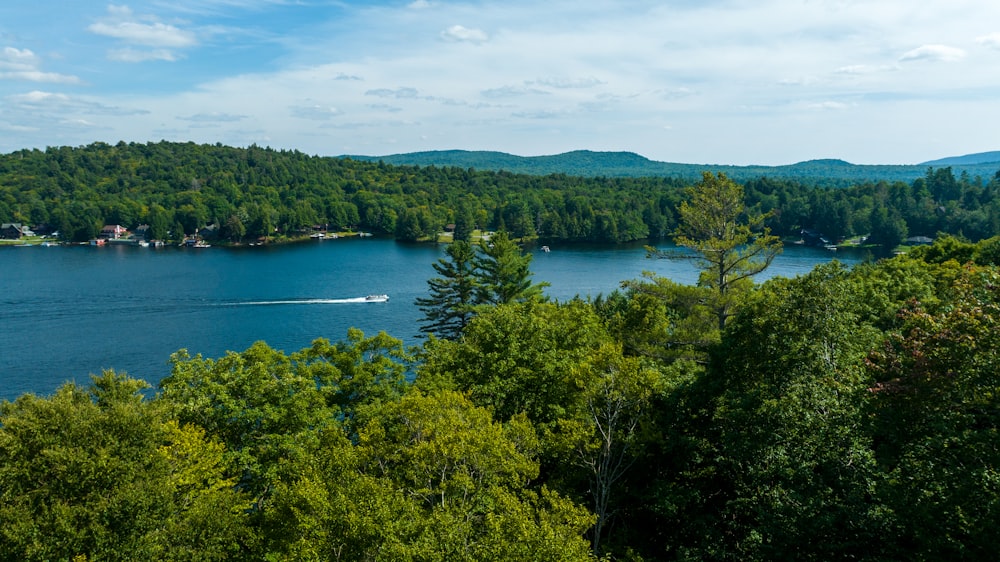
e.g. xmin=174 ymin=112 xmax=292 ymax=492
xmin=160 ymin=332 xmax=411 ymax=499
xmin=474 ymin=231 xmax=548 ymax=306
xmin=416 ymin=301 xmax=609 ymax=428
xmin=453 ymin=200 xmax=476 ymax=242
xmin=868 ymin=204 xmax=907 ymax=255
xmin=0 ymin=372 xmax=250 ymax=561
xmin=559 ymin=344 xmax=663 ymax=557
xmin=866 ymin=265 xmax=1000 ymax=558
xmin=262 ymin=390 xmax=596 ymax=561
xmin=416 ymin=240 xmax=478 ymax=339
xmin=648 ymin=171 xmax=782 ymax=330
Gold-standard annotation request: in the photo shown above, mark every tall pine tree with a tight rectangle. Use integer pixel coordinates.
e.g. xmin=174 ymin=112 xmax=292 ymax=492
xmin=415 ymin=240 xmax=478 ymax=339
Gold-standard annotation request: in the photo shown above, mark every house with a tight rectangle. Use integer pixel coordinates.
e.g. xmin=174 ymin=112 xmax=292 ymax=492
xmin=198 ymin=224 xmax=219 ymax=239
xmin=100 ymin=224 xmax=128 ymax=239
xmin=800 ymin=229 xmax=831 ymax=247
xmin=134 ymin=224 xmax=150 ymax=239
xmin=1 ymin=223 xmax=33 ymax=239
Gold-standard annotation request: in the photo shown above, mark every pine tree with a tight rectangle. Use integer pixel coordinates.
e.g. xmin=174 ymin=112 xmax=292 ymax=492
xmin=415 ymin=240 xmax=478 ymax=339
xmin=474 ymin=231 xmax=547 ymax=306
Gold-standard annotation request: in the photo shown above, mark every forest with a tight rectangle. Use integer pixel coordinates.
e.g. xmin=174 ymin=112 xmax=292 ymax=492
xmin=4 ymin=146 xmax=1000 ymax=560
xmin=2 ymin=141 xmax=1000 ymax=248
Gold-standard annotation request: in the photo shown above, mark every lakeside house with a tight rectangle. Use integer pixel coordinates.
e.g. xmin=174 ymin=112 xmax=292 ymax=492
xmin=100 ymin=224 xmax=128 ymax=240
xmin=1 ymin=223 xmax=34 ymax=239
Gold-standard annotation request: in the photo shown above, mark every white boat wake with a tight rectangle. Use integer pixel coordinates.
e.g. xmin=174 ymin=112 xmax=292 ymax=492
xmin=226 ymin=296 xmax=385 ymax=306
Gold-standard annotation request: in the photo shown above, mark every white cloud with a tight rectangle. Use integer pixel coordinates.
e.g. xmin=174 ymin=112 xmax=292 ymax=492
xmin=408 ymin=0 xmax=432 ymax=8
xmin=481 ymin=85 xmax=549 ymax=98
xmin=899 ymin=44 xmax=966 ymax=63
xmin=178 ymin=112 xmax=247 ymax=122
xmin=8 ymin=91 xmax=70 ymax=104
xmin=289 ymin=104 xmax=342 ymax=120
xmin=365 ymin=87 xmax=421 ymax=99
xmin=806 ymin=101 xmax=851 ymax=110
xmin=0 ymin=47 xmax=38 ymax=69
xmin=531 ymin=77 xmax=604 ymax=89
xmin=88 ymin=4 xmax=197 ymax=62
xmin=6 ymin=90 xmax=149 ymax=116
xmin=976 ymin=33 xmax=1000 ymax=50
xmin=0 ymin=47 xmax=80 ymax=83
xmin=89 ymin=20 xmax=197 ymax=48
xmin=108 ymin=48 xmax=179 ymax=62
xmin=440 ymin=25 xmax=488 ymax=43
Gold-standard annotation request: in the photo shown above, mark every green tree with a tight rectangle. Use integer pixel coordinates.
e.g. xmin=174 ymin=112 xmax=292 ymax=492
xmin=556 ymin=344 xmax=663 ymax=557
xmin=263 ymin=390 xmax=596 ymax=561
xmin=417 ymin=301 xmax=609 ymax=428
xmin=453 ymin=201 xmax=476 ymax=242
xmin=474 ymin=231 xmax=548 ymax=306
xmin=866 ymin=266 xmax=1000 ymax=558
xmin=160 ymin=333 xmax=410 ymax=499
xmin=868 ymin=204 xmax=907 ymax=255
xmin=0 ymin=372 xmax=250 ymax=561
xmin=416 ymin=240 xmax=478 ymax=339
xmin=648 ymin=171 xmax=782 ymax=330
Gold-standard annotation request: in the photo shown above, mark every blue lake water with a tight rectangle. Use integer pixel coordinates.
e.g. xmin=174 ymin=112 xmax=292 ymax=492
xmin=0 ymin=238 xmax=865 ymax=400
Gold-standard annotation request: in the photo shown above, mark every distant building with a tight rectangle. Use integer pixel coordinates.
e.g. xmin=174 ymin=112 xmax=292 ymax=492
xmin=100 ymin=224 xmax=128 ymax=239
xmin=800 ymin=229 xmax=831 ymax=247
xmin=1 ymin=223 xmax=33 ymax=239
xmin=905 ymin=236 xmax=934 ymax=245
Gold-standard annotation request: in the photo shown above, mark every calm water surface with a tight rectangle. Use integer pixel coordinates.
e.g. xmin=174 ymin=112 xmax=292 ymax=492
xmin=0 ymin=238 xmax=864 ymax=399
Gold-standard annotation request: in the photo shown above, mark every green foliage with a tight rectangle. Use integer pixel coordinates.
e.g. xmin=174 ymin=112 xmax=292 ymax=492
xmin=0 ymin=142 xmax=686 ymax=244
xmin=706 ymin=264 xmax=887 ymax=560
xmin=4 ymin=142 xmax=1000 ymax=247
xmin=651 ymin=171 xmax=782 ymax=330
xmin=474 ymin=231 xmax=548 ymax=306
xmin=416 ymin=240 xmax=478 ymax=339
xmin=866 ymin=266 xmax=1000 ymax=558
xmin=616 ymin=272 xmax=720 ymax=361
xmin=262 ymin=390 xmax=596 ymax=561
xmin=417 ymin=301 xmax=609 ymax=427
xmin=0 ymin=371 xmax=250 ymax=561
xmin=159 ymin=331 xmax=411 ymax=499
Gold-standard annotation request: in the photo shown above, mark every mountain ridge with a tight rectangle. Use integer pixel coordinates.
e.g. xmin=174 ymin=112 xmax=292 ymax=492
xmin=345 ymin=149 xmax=1000 ymax=186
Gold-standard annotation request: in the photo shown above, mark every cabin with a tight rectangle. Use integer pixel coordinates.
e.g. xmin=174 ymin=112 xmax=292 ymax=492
xmin=800 ymin=229 xmax=831 ymax=247
xmin=198 ymin=224 xmax=219 ymax=239
xmin=100 ymin=224 xmax=128 ymax=239
xmin=1 ymin=223 xmax=33 ymax=239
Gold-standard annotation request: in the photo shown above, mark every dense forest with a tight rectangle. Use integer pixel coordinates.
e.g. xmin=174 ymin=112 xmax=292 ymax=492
xmin=5 ymin=143 xmax=1000 ymax=559
xmin=4 ymin=230 xmax=1000 ymax=560
xmin=3 ymin=141 xmax=1000 ymax=247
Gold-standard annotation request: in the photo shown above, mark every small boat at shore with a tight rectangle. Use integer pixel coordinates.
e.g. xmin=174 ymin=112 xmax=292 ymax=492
xmin=365 ymin=294 xmax=389 ymax=302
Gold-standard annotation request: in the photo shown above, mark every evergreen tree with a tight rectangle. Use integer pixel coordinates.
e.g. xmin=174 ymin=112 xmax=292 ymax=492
xmin=474 ymin=231 xmax=548 ymax=306
xmin=648 ymin=171 xmax=782 ymax=330
xmin=415 ymin=240 xmax=478 ymax=339
xmin=453 ymin=201 xmax=476 ymax=242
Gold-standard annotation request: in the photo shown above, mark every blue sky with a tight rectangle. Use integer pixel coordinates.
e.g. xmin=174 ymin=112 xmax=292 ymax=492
xmin=1 ymin=1 xmax=998 ymax=165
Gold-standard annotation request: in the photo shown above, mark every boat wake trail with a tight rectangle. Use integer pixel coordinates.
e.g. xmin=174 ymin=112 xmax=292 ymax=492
xmin=226 ymin=297 xmax=370 ymax=306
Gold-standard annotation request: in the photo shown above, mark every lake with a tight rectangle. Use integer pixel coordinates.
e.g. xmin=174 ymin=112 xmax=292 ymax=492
xmin=0 ymin=238 xmax=866 ymax=400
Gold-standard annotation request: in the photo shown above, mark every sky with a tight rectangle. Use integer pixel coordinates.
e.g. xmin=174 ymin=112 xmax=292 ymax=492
xmin=1 ymin=1 xmax=998 ymax=166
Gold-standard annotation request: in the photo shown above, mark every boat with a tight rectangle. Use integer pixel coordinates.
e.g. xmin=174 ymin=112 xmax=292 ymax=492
xmin=365 ymin=294 xmax=389 ymax=302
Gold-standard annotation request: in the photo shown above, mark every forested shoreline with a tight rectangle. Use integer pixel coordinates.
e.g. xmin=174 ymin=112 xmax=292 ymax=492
xmin=2 ymin=141 xmax=1000 ymax=248
xmin=4 ymin=232 xmax=1000 ymax=560
xmin=5 ymin=143 xmax=1000 ymax=560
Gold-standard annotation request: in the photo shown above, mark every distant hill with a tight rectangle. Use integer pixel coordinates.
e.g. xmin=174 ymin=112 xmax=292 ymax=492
xmin=921 ymin=151 xmax=1000 ymax=166
xmin=346 ymin=150 xmax=1000 ymax=186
